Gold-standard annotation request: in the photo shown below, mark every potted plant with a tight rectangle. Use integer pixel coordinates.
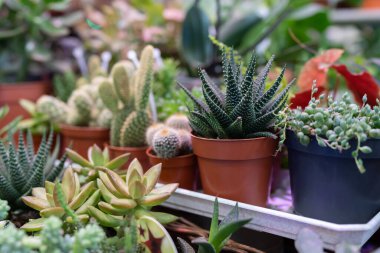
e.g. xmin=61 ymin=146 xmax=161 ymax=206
xmin=99 ymin=45 xmax=154 ymax=170
xmin=179 ymin=49 xmax=292 ymax=206
xmin=36 ymin=55 xmax=112 ymax=157
xmin=0 ymin=1 xmax=79 ymax=128
xmin=277 ymin=86 xmax=380 ymax=224
xmin=145 ymin=114 xmax=197 ymax=190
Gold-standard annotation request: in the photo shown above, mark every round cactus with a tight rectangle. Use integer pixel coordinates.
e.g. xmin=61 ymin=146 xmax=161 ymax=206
xmin=152 ymin=127 xmax=181 ymax=158
xmin=96 ymin=109 xmax=113 ymax=128
xmin=165 ymin=114 xmax=191 ymax=132
xmin=146 ymin=123 xmax=165 ymax=146
xmin=177 ymin=129 xmax=192 ymax=154
xmin=36 ymin=95 xmax=68 ymax=124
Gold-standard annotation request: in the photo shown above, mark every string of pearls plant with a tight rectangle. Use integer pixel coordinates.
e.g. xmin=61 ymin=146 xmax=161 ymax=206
xmin=276 ymin=83 xmax=380 ymax=173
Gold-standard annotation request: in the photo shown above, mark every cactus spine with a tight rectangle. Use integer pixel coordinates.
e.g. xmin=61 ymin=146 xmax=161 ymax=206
xmin=100 ymin=45 xmax=154 ymax=147
xmin=152 ymin=127 xmax=181 ymax=159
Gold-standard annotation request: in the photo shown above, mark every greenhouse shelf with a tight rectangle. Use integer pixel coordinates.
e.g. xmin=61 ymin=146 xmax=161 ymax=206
xmin=161 ymin=187 xmax=380 ymax=250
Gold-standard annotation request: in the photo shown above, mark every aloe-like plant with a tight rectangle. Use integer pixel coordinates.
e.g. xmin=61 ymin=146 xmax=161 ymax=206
xmin=179 ymin=49 xmax=293 ymax=139
xmin=21 ymin=168 xmax=100 ymax=232
xmin=178 ymin=198 xmax=251 ymax=253
xmin=0 ymin=131 xmax=67 ymax=207
xmin=66 ymin=144 xmax=130 ymax=181
xmin=88 ymin=158 xmax=178 ymax=251
xmin=0 ymin=106 xmax=21 ymax=141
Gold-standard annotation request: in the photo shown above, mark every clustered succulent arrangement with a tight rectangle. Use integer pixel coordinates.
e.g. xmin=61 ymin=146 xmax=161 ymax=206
xmin=180 ymin=49 xmax=292 ymax=139
xmin=276 ymin=84 xmax=380 ymax=173
xmin=35 ymin=55 xmax=112 ymax=128
xmin=146 ymin=114 xmax=192 ymax=159
xmin=99 ymin=45 xmax=154 ymax=147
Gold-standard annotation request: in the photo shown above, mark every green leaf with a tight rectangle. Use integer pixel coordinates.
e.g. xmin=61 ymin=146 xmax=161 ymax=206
xmin=19 ymin=99 xmax=37 ymax=115
xmin=220 ymin=203 xmax=239 ymax=228
xmin=124 ymin=217 xmax=139 ymax=253
xmin=90 ymin=145 xmax=104 ymax=166
xmin=209 ymin=198 xmax=219 ymax=243
xmin=177 ymin=238 xmax=196 ymax=253
xmin=210 ymin=219 xmax=251 ymax=253
xmin=192 ymin=237 xmax=216 ymax=253
xmin=86 ymin=18 xmax=102 ymax=30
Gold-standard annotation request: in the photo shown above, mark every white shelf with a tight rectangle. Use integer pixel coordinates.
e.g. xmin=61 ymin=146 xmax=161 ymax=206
xmin=162 ymin=187 xmax=380 ymax=250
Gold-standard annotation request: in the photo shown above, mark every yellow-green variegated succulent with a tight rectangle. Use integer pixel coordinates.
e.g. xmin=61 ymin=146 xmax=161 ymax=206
xmin=66 ymin=144 xmax=130 ymax=182
xmin=21 ymin=168 xmax=100 ymax=232
xmin=88 ymin=158 xmax=179 ymax=252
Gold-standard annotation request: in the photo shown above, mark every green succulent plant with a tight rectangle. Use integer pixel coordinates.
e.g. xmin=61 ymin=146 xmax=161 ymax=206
xmin=178 ymin=198 xmax=251 ymax=253
xmin=21 ymin=167 xmax=101 ymax=232
xmin=179 ymin=49 xmax=293 ymax=139
xmin=17 ymin=99 xmax=59 ymax=135
xmin=277 ymin=85 xmax=380 ymax=173
xmin=0 ymin=131 xmax=67 ymax=207
xmin=53 ymin=71 xmax=77 ymax=102
xmin=0 ymin=105 xmax=21 ymax=140
xmin=1 ymin=216 xmax=105 ymax=253
xmin=99 ymin=45 xmax=154 ymax=147
xmin=36 ymin=56 xmax=112 ymax=128
xmin=66 ymin=144 xmax=130 ymax=181
xmin=87 ymin=158 xmax=178 ymax=252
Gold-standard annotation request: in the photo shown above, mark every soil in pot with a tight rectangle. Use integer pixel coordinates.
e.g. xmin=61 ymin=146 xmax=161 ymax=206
xmin=286 ymin=130 xmax=380 ymax=224
xmin=108 ymin=145 xmax=150 ymax=171
xmin=0 ymin=80 xmax=51 ymax=129
xmin=146 ymin=147 xmax=197 ymax=190
xmin=60 ymin=125 xmax=109 ymax=157
xmin=192 ymin=134 xmax=277 ymax=207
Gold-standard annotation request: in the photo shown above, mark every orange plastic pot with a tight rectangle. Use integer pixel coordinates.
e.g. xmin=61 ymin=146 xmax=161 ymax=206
xmin=60 ymin=125 xmax=109 ymax=157
xmin=146 ymin=147 xmax=197 ymax=190
xmin=362 ymin=0 xmax=380 ymax=8
xmin=0 ymin=80 xmax=51 ymax=129
xmin=192 ymin=134 xmax=277 ymax=207
xmin=108 ymin=145 xmax=150 ymax=171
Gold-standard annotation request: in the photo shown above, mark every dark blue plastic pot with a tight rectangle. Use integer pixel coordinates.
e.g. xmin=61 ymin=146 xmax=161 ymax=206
xmin=286 ymin=130 xmax=380 ymax=224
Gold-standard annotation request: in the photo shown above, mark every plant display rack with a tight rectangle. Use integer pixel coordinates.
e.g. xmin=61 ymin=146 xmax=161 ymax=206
xmin=162 ymin=186 xmax=380 ymax=250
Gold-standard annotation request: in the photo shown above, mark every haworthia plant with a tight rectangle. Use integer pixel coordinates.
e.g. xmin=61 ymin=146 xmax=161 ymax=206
xmin=179 ymin=49 xmax=293 ymax=139
xmin=0 ymin=131 xmax=67 ymax=207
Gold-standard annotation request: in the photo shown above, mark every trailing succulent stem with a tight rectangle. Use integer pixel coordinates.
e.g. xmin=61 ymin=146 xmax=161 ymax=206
xmin=179 ymin=48 xmax=293 ymax=139
xmin=100 ymin=45 xmax=154 ymax=147
xmin=0 ymin=130 xmax=67 ymax=208
xmin=276 ymin=84 xmax=380 ymax=173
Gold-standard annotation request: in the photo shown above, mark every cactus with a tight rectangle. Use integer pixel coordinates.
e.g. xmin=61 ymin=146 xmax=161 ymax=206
xmin=177 ymin=129 xmax=192 ymax=154
xmin=36 ymin=58 xmax=112 ymax=128
xmin=36 ymin=95 xmax=69 ymax=124
xmin=53 ymin=71 xmax=76 ymax=102
xmin=0 ymin=131 xmax=67 ymax=208
xmin=179 ymin=49 xmax=293 ymax=139
xmin=165 ymin=113 xmax=191 ymax=132
xmin=152 ymin=127 xmax=181 ymax=158
xmin=146 ymin=123 xmax=165 ymax=146
xmin=100 ymin=45 xmax=154 ymax=147
xmin=21 ymin=167 xmax=101 ymax=232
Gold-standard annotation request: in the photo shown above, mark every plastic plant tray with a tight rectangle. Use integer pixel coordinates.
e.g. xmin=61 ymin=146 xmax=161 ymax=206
xmin=161 ymin=187 xmax=380 ymax=250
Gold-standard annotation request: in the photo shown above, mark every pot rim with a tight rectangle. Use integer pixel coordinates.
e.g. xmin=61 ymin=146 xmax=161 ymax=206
xmin=108 ymin=145 xmax=148 ymax=152
xmin=146 ymin=147 xmax=195 ymax=159
xmin=0 ymin=78 xmax=50 ymax=88
xmin=191 ymin=133 xmax=275 ymax=143
xmin=60 ymin=124 xmax=109 ymax=132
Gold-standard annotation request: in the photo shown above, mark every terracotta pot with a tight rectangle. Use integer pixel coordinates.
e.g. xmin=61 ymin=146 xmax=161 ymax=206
xmin=0 ymin=80 xmax=51 ymax=129
xmin=108 ymin=145 xmax=150 ymax=171
xmin=60 ymin=125 xmax=109 ymax=157
xmin=192 ymin=134 xmax=277 ymax=207
xmin=146 ymin=147 xmax=197 ymax=190
xmin=362 ymin=0 xmax=380 ymax=8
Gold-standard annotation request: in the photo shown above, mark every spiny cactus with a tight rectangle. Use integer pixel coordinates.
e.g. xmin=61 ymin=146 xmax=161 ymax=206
xmin=152 ymin=127 xmax=181 ymax=158
xmin=21 ymin=168 xmax=101 ymax=232
xmin=37 ymin=77 xmax=112 ymax=128
xmin=53 ymin=71 xmax=76 ymax=102
xmin=36 ymin=95 xmax=68 ymax=124
xmin=179 ymin=49 xmax=293 ymax=139
xmin=165 ymin=114 xmax=191 ymax=132
xmin=88 ymin=158 xmax=178 ymax=227
xmin=100 ymin=45 xmax=154 ymax=147
xmin=0 ymin=131 xmax=67 ymax=208
xmin=145 ymin=123 xmax=165 ymax=146
xmin=66 ymin=144 xmax=130 ymax=181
